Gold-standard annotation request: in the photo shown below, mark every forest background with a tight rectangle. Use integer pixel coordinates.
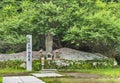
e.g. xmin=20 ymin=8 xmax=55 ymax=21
xmin=0 ymin=0 xmax=120 ymax=58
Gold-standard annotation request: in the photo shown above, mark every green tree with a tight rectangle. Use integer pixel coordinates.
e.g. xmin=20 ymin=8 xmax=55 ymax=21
xmin=63 ymin=0 xmax=120 ymax=57
xmin=0 ymin=0 xmax=120 ymax=57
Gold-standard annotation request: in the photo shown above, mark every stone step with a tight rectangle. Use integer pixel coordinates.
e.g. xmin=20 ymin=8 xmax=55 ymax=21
xmin=41 ymin=69 xmax=56 ymax=71
xmin=40 ymin=69 xmax=56 ymax=73
xmin=32 ymin=73 xmax=63 ymax=77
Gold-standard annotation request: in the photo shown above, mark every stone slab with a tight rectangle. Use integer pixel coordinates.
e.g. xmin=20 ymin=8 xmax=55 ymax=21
xmin=40 ymin=69 xmax=56 ymax=73
xmin=3 ymin=76 xmax=45 ymax=83
xmin=32 ymin=73 xmax=62 ymax=77
xmin=3 ymin=77 xmax=22 ymax=83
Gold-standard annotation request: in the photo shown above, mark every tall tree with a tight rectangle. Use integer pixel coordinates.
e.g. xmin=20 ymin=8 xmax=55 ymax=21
xmin=0 ymin=0 xmax=120 ymax=57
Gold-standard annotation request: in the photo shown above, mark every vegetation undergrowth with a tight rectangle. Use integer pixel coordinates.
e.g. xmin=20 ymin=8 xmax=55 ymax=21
xmin=0 ymin=68 xmax=28 ymax=74
xmin=0 ymin=77 xmax=2 ymax=83
xmin=0 ymin=60 xmax=42 ymax=71
xmin=59 ymin=67 xmax=120 ymax=78
xmin=41 ymin=77 xmax=118 ymax=83
xmin=0 ymin=60 xmax=119 ymax=78
xmin=79 ymin=67 xmax=120 ymax=78
xmin=0 ymin=68 xmax=32 ymax=76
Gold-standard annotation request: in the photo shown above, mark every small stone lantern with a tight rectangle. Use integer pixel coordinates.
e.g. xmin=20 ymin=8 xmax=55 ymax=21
xmin=46 ymin=52 xmax=53 ymax=60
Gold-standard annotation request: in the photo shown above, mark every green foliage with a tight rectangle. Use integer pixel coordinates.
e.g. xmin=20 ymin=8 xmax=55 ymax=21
xmin=42 ymin=78 xmax=62 ymax=83
xmin=0 ymin=60 xmax=24 ymax=69
xmin=63 ymin=0 xmax=120 ymax=56
xmin=41 ymin=77 xmax=118 ymax=83
xmin=0 ymin=77 xmax=2 ymax=83
xmin=0 ymin=59 xmax=115 ymax=75
xmin=77 ymin=67 xmax=120 ymax=78
xmin=0 ymin=0 xmax=120 ymax=55
xmin=57 ymin=59 xmax=114 ymax=69
xmin=32 ymin=60 xmax=41 ymax=71
xmin=44 ymin=60 xmax=58 ymax=69
xmin=32 ymin=59 xmax=115 ymax=70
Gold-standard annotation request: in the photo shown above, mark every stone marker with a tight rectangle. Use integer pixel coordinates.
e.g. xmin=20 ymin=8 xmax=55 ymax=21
xmin=26 ymin=35 xmax=32 ymax=71
xmin=45 ymin=33 xmax=53 ymax=53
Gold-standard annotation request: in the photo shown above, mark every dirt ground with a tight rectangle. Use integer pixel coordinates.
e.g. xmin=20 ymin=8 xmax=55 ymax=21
xmin=62 ymin=72 xmax=101 ymax=78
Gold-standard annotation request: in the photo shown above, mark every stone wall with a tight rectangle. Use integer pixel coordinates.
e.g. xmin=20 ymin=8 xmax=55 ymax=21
xmin=0 ymin=48 xmax=108 ymax=61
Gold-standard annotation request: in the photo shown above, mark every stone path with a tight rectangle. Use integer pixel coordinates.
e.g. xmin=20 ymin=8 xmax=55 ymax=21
xmin=32 ymin=73 xmax=62 ymax=77
xmin=3 ymin=76 xmax=45 ymax=83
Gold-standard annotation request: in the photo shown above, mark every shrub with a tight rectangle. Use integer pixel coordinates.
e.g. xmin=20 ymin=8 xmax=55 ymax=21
xmin=32 ymin=60 xmax=41 ymax=71
xmin=0 ymin=60 xmax=24 ymax=69
xmin=44 ymin=60 xmax=58 ymax=69
xmin=0 ymin=77 xmax=2 ymax=83
xmin=56 ymin=59 xmax=115 ymax=69
xmin=0 ymin=59 xmax=115 ymax=71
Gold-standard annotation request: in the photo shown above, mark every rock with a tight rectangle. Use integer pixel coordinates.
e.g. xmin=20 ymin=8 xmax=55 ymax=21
xmin=0 ymin=51 xmax=43 ymax=61
xmin=58 ymin=48 xmax=108 ymax=61
xmin=0 ymin=48 xmax=108 ymax=61
xmin=20 ymin=63 xmax=26 ymax=68
xmin=114 ymin=60 xmax=118 ymax=66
